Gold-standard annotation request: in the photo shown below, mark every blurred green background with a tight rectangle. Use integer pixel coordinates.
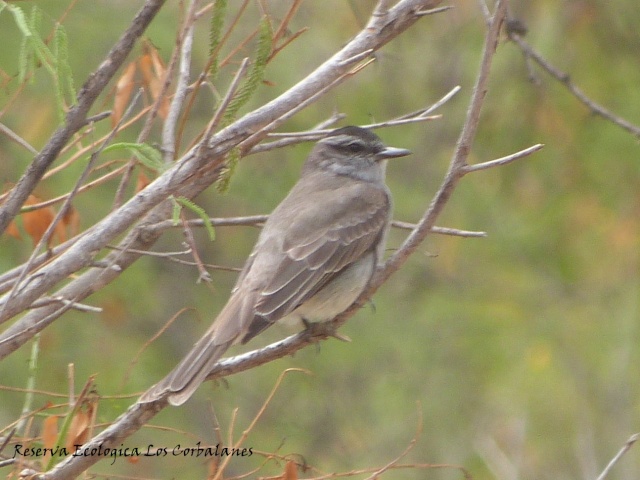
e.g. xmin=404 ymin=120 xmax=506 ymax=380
xmin=1 ymin=0 xmax=639 ymax=478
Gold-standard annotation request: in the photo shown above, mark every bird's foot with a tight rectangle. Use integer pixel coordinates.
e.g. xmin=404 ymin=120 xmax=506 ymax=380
xmin=301 ymin=318 xmax=352 ymax=343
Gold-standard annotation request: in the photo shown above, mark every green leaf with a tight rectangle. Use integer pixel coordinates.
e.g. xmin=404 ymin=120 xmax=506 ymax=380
xmin=5 ymin=2 xmax=72 ymax=120
xmin=175 ymin=197 xmax=216 ymax=241
xmin=222 ymin=16 xmax=272 ymax=124
xmin=171 ymin=197 xmax=181 ymax=226
xmin=4 ymin=2 xmax=31 ymax=37
xmin=54 ymin=24 xmax=76 ymax=106
xmin=215 ymin=146 xmax=240 ymax=194
xmin=208 ymin=0 xmax=227 ymax=80
xmin=5 ymin=2 xmax=33 ymax=83
xmin=102 ymin=142 xmax=163 ymax=172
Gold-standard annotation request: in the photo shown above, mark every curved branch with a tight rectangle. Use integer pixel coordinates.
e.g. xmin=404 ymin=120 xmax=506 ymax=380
xmin=509 ymin=31 xmax=640 ymax=138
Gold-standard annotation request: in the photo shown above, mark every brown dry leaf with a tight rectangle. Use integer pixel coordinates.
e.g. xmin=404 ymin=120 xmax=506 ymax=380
xmin=135 ymin=171 xmax=151 ymax=193
xmin=112 ymin=61 xmax=137 ymax=128
xmin=41 ymin=415 xmax=59 ymax=466
xmin=140 ymin=40 xmax=169 ymax=119
xmin=17 ymin=195 xmax=73 ymax=248
xmin=21 ymin=195 xmax=55 ymax=246
xmin=65 ymin=408 xmax=90 ymax=452
xmin=61 ymin=205 xmax=81 ymax=240
xmin=283 ymin=460 xmax=298 ymax=480
xmin=6 ymin=218 xmax=21 ymax=239
xmin=100 ymin=296 xmax=128 ymax=327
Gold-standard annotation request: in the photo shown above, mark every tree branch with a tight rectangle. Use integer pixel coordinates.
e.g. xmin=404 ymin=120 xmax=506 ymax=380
xmin=0 ymin=0 xmax=167 ymax=235
xmin=595 ymin=433 xmax=640 ymax=480
xmin=509 ymin=32 xmax=640 ymax=137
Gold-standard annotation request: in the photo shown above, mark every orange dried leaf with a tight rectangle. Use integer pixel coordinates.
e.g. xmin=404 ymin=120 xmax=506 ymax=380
xmin=112 ymin=61 xmax=137 ymax=128
xmin=148 ymin=42 xmax=167 ymax=81
xmin=42 ymin=416 xmax=59 ymax=450
xmin=42 ymin=415 xmax=59 ymax=466
xmin=65 ymin=409 xmax=90 ymax=452
xmin=283 ymin=460 xmax=298 ymax=480
xmin=139 ymin=40 xmax=169 ymax=119
xmin=22 ymin=195 xmax=55 ymax=246
xmin=135 ymin=171 xmax=151 ymax=193
xmin=6 ymin=219 xmax=21 ymax=239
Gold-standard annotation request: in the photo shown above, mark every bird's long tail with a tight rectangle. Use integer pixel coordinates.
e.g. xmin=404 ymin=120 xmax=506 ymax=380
xmin=138 ymin=334 xmax=233 ymax=406
xmin=138 ymin=289 xmax=258 ymax=406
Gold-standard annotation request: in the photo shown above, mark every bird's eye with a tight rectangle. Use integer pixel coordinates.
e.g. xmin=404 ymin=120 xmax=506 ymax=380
xmin=344 ymin=141 xmax=364 ymax=153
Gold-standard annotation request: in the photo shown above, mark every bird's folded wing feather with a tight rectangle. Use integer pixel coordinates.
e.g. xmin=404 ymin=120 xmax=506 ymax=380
xmin=242 ymin=179 xmax=391 ymax=340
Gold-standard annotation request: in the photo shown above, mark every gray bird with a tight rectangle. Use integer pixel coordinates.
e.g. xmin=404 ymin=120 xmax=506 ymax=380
xmin=140 ymin=126 xmax=410 ymax=405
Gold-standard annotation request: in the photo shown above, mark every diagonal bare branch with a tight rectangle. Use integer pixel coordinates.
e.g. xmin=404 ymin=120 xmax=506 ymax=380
xmin=509 ymin=32 xmax=640 ymax=137
xmin=0 ymin=0 xmax=167 ymax=235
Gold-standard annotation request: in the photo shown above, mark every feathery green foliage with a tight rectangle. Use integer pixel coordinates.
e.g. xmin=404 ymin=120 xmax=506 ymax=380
xmin=3 ymin=1 xmax=75 ymax=120
xmin=54 ymin=24 xmax=76 ymax=108
xmin=215 ymin=146 xmax=240 ymax=194
xmin=213 ymin=17 xmax=272 ymax=193
xmin=173 ymin=197 xmax=216 ymax=241
xmin=208 ymin=0 xmax=227 ymax=80
xmin=222 ymin=16 xmax=272 ymax=125
xmin=102 ymin=142 xmax=164 ymax=172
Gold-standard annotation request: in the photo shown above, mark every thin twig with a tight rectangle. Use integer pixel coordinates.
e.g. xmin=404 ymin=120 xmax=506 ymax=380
xmin=237 ymin=73 xmax=356 ymax=154
xmin=596 ymin=433 xmax=640 ymax=480
xmin=462 ymin=143 xmax=544 ymax=173
xmin=180 ymin=212 xmax=212 ymax=283
xmin=394 ymin=221 xmax=487 ymax=237
xmin=365 ymin=406 xmax=423 ymax=479
xmin=476 ymin=0 xmax=491 ymax=24
xmin=29 ymin=297 xmax=103 ymax=314
xmin=258 ymin=86 xmax=459 ymax=153
xmin=395 ymin=85 xmax=461 ymax=120
xmin=270 ymin=0 xmax=304 ymax=58
xmin=202 ymin=57 xmax=251 ymax=146
xmin=162 ymin=0 xmax=200 ymax=164
xmin=151 ymin=215 xmax=487 ymax=238
xmin=104 ymin=245 xmax=242 ymax=272
xmin=212 ymin=368 xmax=308 ymax=480
xmin=0 ymin=122 xmax=38 ymax=155
xmin=509 ymin=33 xmax=640 ymax=137
xmin=416 ymin=5 xmax=455 ymax=16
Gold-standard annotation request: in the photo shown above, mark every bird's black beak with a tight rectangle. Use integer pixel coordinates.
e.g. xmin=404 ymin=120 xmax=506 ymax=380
xmin=376 ymin=146 xmax=411 ymax=161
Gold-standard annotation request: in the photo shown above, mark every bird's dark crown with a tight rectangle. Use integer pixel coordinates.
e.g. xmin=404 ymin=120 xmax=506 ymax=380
xmin=320 ymin=126 xmax=384 ymax=157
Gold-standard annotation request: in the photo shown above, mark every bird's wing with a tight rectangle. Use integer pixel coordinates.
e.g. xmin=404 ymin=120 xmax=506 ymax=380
xmin=241 ymin=179 xmax=391 ymax=341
